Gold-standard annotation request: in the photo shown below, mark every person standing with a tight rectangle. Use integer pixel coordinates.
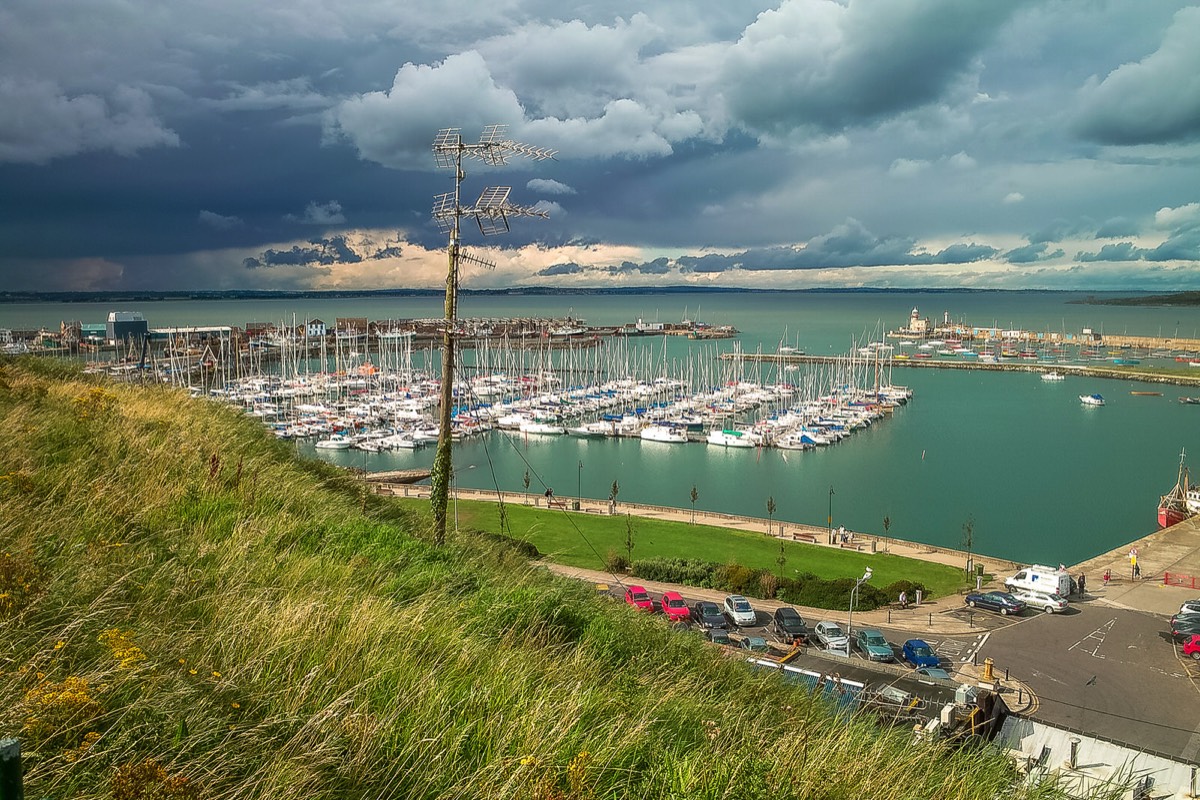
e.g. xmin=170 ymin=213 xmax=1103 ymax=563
xmin=899 ymin=590 xmax=908 ymax=610
xmin=1078 ymin=574 xmax=1086 ymax=596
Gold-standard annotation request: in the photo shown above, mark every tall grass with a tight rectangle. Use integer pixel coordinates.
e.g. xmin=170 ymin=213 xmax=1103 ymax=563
xmin=0 ymin=359 xmax=1089 ymax=799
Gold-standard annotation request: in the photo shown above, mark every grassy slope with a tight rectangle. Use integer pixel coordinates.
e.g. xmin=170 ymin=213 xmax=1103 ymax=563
xmin=0 ymin=359 xmax=1067 ymax=800
xmin=432 ymin=499 xmax=966 ymax=598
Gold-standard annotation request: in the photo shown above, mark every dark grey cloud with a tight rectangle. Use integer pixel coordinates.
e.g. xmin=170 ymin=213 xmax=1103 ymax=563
xmin=1004 ymin=243 xmax=1065 ymax=264
xmin=612 ymin=258 xmax=670 ymax=274
xmin=1074 ymin=7 xmax=1200 ymax=145
xmin=535 ymin=262 xmax=585 ymax=276
xmin=1095 ymin=217 xmax=1138 ymax=239
xmin=723 ymin=0 xmax=1029 ymax=137
xmin=243 ymin=235 xmax=363 ymax=269
xmin=1077 ymin=228 xmax=1200 ymax=263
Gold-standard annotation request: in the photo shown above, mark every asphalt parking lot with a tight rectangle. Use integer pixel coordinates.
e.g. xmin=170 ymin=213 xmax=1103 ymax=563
xmin=978 ymin=603 xmax=1200 ymax=759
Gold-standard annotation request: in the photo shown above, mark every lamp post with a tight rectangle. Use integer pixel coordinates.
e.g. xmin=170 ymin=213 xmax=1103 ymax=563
xmin=847 ymin=567 xmax=873 ymax=643
xmin=828 ymin=485 xmax=835 ymax=543
xmin=577 ymin=460 xmax=583 ymax=507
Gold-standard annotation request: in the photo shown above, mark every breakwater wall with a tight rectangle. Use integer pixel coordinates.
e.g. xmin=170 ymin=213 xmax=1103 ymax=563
xmin=722 ymin=353 xmax=1200 ymax=388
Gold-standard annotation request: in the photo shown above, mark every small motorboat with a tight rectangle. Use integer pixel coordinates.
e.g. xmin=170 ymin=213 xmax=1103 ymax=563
xmin=1079 ymin=394 xmax=1105 ymax=407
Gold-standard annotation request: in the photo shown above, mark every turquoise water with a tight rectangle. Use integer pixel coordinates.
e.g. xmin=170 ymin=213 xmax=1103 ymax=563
xmin=6 ymin=291 xmax=1200 ymax=565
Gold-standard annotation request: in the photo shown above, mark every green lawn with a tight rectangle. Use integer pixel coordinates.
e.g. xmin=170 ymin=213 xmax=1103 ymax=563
xmin=415 ymin=497 xmax=968 ymax=598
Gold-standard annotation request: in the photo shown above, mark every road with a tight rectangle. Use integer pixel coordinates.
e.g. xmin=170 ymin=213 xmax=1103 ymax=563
xmin=977 ymin=604 xmax=1200 ymax=759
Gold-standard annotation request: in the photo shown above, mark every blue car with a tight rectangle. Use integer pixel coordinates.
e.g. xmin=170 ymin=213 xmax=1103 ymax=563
xmin=965 ymin=591 xmax=1025 ymax=616
xmin=902 ymin=639 xmax=940 ymax=668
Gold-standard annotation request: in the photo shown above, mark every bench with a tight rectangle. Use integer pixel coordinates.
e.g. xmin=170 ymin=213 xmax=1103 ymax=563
xmin=547 ymin=499 xmax=568 ymax=510
xmin=839 ymin=542 xmax=863 ymax=550
xmin=793 ymin=532 xmax=818 ymax=543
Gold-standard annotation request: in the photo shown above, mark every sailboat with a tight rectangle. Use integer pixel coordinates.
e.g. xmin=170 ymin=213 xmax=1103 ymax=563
xmin=1159 ymin=449 xmax=1194 ymax=529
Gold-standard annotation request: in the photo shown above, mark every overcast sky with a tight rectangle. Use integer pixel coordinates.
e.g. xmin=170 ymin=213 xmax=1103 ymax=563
xmin=2 ymin=0 xmax=1200 ymax=293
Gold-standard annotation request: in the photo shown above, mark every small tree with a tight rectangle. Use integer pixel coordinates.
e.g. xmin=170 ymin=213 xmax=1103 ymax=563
xmin=690 ymin=484 xmax=699 ymax=525
xmin=766 ymin=495 xmax=776 ymax=536
xmin=610 ymin=479 xmax=620 ymax=513
xmin=522 ymin=470 xmax=531 ymax=505
xmin=625 ymin=513 xmax=635 ymax=564
xmin=882 ymin=515 xmax=891 ymax=553
xmin=497 ymin=501 xmax=509 ymax=536
xmin=776 ymin=540 xmax=787 ymax=579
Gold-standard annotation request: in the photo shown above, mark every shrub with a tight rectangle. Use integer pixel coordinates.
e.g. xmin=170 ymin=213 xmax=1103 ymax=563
xmin=605 ymin=549 xmax=630 ymax=573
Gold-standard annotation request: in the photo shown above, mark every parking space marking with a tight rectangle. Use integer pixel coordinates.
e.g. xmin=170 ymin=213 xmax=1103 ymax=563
xmin=923 ymin=633 xmax=987 ymax=663
xmin=1067 ymin=617 xmax=1116 ymax=659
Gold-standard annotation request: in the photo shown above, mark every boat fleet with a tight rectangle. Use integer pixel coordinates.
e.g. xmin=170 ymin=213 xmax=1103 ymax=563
xmin=199 ymin=349 xmax=913 ymax=456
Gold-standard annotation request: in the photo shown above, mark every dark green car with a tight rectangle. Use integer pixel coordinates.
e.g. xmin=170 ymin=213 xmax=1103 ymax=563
xmin=854 ymin=628 xmax=895 ymax=662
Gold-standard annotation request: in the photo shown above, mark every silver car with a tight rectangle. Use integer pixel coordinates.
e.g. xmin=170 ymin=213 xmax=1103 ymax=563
xmin=723 ymin=595 xmax=757 ymax=627
xmin=813 ymin=621 xmax=849 ymax=652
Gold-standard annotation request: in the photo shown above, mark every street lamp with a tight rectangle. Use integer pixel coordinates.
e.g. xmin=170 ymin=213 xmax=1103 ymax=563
xmin=847 ymin=567 xmax=873 ymax=643
xmin=577 ymin=460 xmax=584 ymax=507
xmin=828 ymin=485 xmax=835 ymax=543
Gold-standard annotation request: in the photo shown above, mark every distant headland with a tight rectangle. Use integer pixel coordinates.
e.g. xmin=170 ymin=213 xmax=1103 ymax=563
xmin=1069 ymin=291 xmax=1200 ymax=306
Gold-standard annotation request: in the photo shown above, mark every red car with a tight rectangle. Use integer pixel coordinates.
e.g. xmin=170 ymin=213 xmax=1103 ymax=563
xmin=1184 ymin=634 xmax=1200 ymax=660
xmin=660 ymin=591 xmax=690 ymax=622
xmin=624 ymin=585 xmax=653 ymax=612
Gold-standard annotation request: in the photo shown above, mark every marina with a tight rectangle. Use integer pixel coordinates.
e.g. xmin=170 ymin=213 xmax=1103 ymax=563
xmin=7 ymin=290 xmax=1200 ymax=566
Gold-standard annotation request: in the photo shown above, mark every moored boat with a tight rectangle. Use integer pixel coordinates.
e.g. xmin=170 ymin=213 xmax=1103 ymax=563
xmin=1041 ymin=371 xmax=1064 ymax=382
xmin=1079 ymin=394 xmax=1105 ymax=406
xmin=1160 ymin=450 xmax=1195 ymax=528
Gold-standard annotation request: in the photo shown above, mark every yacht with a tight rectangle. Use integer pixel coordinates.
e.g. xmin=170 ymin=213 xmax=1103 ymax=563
xmin=1079 ymin=394 xmax=1105 ymax=407
xmin=640 ymin=424 xmax=689 ymax=443
xmin=315 ymin=433 xmax=353 ymax=449
xmin=1041 ymin=372 xmax=1065 ymax=382
xmin=706 ymin=429 xmax=757 ymax=448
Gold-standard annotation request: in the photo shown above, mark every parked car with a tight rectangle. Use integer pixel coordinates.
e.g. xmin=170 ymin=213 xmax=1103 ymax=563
xmin=723 ymin=595 xmax=757 ymax=627
xmin=965 ymin=591 xmax=1025 ymax=616
xmin=1184 ymin=634 xmax=1200 ymax=660
xmin=1010 ymin=588 xmax=1069 ymax=614
xmin=915 ymin=666 xmax=953 ymax=682
xmin=691 ymin=601 xmax=727 ymax=630
xmin=854 ymin=628 xmax=895 ymax=662
xmin=624 ymin=585 xmax=653 ymax=612
xmin=1179 ymin=599 xmax=1200 ymax=617
xmin=706 ymin=627 xmax=733 ymax=646
xmin=813 ymin=621 xmax=849 ymax=652
xmin=1171 ymin=615 xmax=1200 ymax=640
xmin=772 ymin=606 xmax=809 ymax=644
xmin=660 ymin=591 xmax=690 ymax=623
xmin=902 ymin=639 xmax=940 ymax=668
xmin=738 ymin=635 xmax=769 ymax=653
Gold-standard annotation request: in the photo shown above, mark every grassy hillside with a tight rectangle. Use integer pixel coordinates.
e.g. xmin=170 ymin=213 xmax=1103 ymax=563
xmin=0 ymin=359 xmax=1069 ymax=799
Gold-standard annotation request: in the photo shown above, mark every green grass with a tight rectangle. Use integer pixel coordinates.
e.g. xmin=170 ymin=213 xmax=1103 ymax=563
xmin=0 ymin=357 xmax=1087 ymax=800
xmin=429 ymin=498 xmax=967 ymax=599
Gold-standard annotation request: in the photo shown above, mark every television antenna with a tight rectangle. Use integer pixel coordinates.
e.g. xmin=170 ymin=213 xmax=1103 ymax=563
xmin=429 ymin=125 xmax=555 ymax=544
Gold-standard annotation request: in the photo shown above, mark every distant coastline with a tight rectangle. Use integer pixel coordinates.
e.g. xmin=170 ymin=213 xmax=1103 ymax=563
xmin=0 ymin=285 xmax=1129 ymax=304
xmin=1069 ymin=291 xmax=1200 ymax=307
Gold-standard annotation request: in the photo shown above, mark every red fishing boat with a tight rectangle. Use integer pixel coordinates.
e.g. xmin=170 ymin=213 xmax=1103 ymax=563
xmin=1159 ymin=449 xmax=1194 ymax=529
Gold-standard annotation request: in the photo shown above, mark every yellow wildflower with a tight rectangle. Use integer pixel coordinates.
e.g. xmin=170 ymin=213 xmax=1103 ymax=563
xmin=211 ymin=671 xmax=221 ymax=678
xmin=188 ymin=669 xmax=197 ymax=675
xmin=54 ymin=640 xmax=65 ymax=650
xmin=230 ymin=702 xmax=240 ymax=709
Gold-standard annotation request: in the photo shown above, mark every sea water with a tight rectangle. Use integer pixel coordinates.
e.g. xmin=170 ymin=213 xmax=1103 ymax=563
xmin=6 ymin=290 xmax=1200 ymax=565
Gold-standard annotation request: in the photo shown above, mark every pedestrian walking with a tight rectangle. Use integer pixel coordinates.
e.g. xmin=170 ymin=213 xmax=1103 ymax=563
xmin=1134 ymin=561 xmax=1141 ymax=579
xmin=1078 ymin=574 xmax=1086 ymax=596
xmin=1103 ymin=568 xmax=1111 ymax=587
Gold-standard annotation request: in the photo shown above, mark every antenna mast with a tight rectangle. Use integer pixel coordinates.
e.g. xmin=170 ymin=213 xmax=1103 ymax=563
xmin=429 ymin=125 xmax=555 ymax=544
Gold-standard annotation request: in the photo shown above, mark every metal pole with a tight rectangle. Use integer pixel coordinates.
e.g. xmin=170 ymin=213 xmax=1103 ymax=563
xmin=577 ymin=460 xmax=583 ymax=506
xmin=828 ymin=486 xmax=834 ymax=542
xmin=430 ymin=147 xmax=463 ymax=547
xmin=0 ymin=738 xmax=23 ymax=800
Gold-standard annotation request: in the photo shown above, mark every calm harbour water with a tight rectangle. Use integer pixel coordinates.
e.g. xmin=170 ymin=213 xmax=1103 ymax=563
xmin=7 ymin=290 xmax=1200 ymax=566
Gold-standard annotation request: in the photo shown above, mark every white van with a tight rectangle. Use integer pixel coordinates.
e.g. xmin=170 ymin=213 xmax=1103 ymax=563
xmin=1004 ymin=565 xmax=1073 ymax=598
xmin=1010 ymin=587 xmax=1069 ymax=614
